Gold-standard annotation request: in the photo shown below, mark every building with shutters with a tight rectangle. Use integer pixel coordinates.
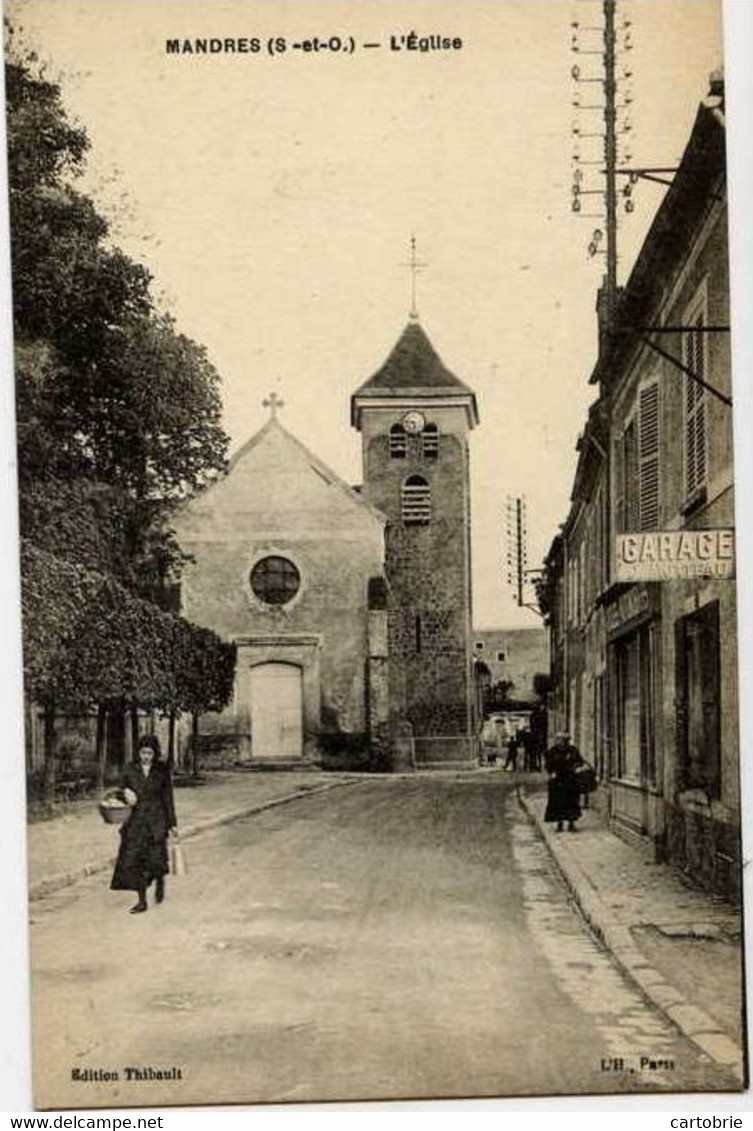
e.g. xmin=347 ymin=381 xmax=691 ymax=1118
xmin=540 ymin=74 xmax=738 ymax=897
xmin=173 ymin=317 xmax=480 ymax=770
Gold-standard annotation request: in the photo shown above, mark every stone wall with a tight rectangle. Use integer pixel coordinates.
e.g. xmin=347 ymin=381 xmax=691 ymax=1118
xmin=362 ymin=413 xmax=475 ymax=763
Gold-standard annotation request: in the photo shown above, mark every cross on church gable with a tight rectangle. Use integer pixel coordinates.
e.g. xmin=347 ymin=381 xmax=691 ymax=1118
xmin=263 ymin=391 xmax=284 ymax=419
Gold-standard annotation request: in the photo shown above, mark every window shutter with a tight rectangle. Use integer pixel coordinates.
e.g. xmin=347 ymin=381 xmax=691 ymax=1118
xmin=638 ymin=381 xmax=660 ymax=530
xmin=623 ymin=421 xmax=638 ymax=530
xmin=613 ymin=439 xmax=625 ymax=534
xmin=684 ymin=315 xmax=707 ymax=495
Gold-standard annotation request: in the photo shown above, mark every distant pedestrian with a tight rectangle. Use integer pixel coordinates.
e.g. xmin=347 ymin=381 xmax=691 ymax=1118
xmin=110 ymin=735 xmax=178 ymax=914
xmin=505 ymin=730 xmax=521 ymax=771
xmin=520 ymin=728 xmax=539 ymax=772
xmin=544 ymin=731 xmax=585 ymax=833
xmin=529 ymin=704 xmax=547 ymax=766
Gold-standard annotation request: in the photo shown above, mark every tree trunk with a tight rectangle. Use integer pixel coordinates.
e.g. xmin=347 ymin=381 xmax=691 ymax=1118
xmin=130 ymin=701 xmax=140 ymax=755
xmin=42 ymin=701 xmax=58 ymax=805
xmin=191 ymin=713 xmax=199 ymax=778
xmin=95 ymin=704 xmax=108 ymax=790
xmin=167 ymin=711 xmax=176 ymax=770
xmin=108 ymin=701 xmax=126 ymax=769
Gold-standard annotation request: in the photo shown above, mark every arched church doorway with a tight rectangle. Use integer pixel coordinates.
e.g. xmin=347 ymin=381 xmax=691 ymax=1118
xmin=250 ymin=662 xmax=303 ymax=759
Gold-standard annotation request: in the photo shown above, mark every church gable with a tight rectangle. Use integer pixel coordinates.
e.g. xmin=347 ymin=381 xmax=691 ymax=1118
xmin=175 ymin=418 xmax=385 ymax=541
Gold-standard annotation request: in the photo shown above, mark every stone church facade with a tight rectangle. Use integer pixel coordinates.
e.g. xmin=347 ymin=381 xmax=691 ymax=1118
xmin=352 ymin=320 xmax=479 ymax=766
xmin=173 ymin=319 xmax=479 ymax=769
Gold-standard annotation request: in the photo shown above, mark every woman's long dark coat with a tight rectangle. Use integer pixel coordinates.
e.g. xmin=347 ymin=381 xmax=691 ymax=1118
xmin=544 ymin=744 xmax=584 ymax=823
xmin=110 ymin=761 xmax=177 ymax=892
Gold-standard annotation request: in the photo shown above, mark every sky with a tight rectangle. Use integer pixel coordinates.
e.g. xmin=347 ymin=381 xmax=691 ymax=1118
xmin=10 ymin=0 xmax=723 ymax=626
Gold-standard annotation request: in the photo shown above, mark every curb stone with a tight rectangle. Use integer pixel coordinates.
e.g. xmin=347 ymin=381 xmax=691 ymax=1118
xmin=517 ymin=787 xmax=746 ymax=1086
xmin=29 ymin=777 xmax=358 ymax=903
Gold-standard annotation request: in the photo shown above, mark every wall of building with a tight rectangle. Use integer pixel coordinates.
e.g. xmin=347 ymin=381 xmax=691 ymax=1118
xmin=472 ymin=627 xmax=549 ymax=697
xmin=173 ymin=423 xmax=386 ymax=761
xmin=361 ymin=407 xmax=475 ymax=763
xmin=542 ymin=106 xmax=739 ymax=897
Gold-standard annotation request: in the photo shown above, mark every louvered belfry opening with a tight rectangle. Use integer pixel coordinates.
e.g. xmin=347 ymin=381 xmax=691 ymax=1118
xmin=422 ymin=423 xmax=439 ymax=458
xmin=389 ymin=423 xmax=407 ymax=458
xmin=402 ymin=474 xmax=431 ymax=525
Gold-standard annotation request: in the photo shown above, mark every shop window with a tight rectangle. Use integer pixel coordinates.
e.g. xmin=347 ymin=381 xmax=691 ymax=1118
xmin=402 ymin=475 xmax=431 ymax=525
xmin=675 ymin=601 xmax=720 ymax=798
xmin=614 ymin=624 xmax=657 ymax=786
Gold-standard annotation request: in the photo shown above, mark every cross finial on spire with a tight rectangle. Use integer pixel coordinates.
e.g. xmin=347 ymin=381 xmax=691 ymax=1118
xmin=403 ymin=234 xmax=427 ymax=322
xmin=263 ymin=391 xmax=284 ymax=419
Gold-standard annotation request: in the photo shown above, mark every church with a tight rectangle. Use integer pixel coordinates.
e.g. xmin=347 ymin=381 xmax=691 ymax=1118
xmin=172 ymin=317 xmax=480 ymax=770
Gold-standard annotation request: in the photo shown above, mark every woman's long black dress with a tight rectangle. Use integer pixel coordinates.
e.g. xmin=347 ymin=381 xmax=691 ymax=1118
xmin=110 ymin=761 xmax=177 ymax=892
xmin=544 ymin=744 xmax=584 ymax=824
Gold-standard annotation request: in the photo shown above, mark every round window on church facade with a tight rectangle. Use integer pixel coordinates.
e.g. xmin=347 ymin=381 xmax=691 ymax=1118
xmin=250 ymin=556 xmax=301 ymax=606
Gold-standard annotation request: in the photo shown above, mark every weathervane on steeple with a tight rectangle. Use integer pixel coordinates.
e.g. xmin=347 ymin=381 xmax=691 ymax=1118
xmin=403 ymin=234 xmax=427 ymax=322
xmin=263 ymin=391 xmax=284 ymax=419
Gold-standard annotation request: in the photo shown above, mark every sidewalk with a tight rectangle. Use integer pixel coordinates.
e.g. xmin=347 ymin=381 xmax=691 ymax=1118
xmin=519 ymin=785 xmax=746 ymax=1083
xmin=28 ymin=770 xmax=356 ymax=902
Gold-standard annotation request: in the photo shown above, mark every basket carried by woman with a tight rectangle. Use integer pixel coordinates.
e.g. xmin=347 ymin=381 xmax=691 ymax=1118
xmin=107 ymin=735 xmax=179 ymax=914
xmin=98 ymin=788 xmax=133 ymax=825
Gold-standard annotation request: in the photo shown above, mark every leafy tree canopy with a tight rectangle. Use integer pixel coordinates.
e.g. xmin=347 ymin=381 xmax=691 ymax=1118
xmin=7 ymin=25 xmax=229 ymax=563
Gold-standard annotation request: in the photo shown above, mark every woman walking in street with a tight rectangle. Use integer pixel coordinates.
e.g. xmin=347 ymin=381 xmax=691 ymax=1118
xmin=544 ymin=731 xmax=585 ymax=833
xmin=111 ymin=735 xmax=178 ymax=913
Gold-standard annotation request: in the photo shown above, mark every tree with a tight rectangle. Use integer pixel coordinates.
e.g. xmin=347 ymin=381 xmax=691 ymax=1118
xmin=8 ymin=24 xmax=235 ymax=792
xmin=7 ymin=29 xmax=229 ymax=578
xmin=21 ymin=542 xmax=236 ymax=797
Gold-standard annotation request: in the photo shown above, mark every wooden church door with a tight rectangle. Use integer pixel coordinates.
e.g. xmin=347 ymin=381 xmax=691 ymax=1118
xmin=250 ymin=663 xmax=303 ymax=759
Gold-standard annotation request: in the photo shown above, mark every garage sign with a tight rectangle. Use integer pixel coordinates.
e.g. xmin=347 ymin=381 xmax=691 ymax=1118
xmin=615 ymin=530 xmax=735 ymax=582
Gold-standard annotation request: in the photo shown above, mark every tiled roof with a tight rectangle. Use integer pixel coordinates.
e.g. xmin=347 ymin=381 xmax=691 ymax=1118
xmin=353 ymin=321 xmax=474 ymax=396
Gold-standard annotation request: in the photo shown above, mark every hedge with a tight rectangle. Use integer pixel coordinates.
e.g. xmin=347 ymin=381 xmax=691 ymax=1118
xmin=20 ymin=540 xmax=235 ymax=714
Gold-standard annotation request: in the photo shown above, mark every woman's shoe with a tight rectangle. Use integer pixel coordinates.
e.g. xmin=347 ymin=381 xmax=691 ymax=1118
xmin=155 ymin=878 xmax=165 ymax=904
xmin=129 ymin=901 xmax=147 ymax=914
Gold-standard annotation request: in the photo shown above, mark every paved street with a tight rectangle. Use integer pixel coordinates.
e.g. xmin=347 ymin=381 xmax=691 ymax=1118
xmin=30 ymin=777 xmax=737 ymax=1108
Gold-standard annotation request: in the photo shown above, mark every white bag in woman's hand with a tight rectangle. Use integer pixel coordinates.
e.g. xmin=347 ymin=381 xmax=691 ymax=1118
xmin=169 ymin=837 xmax=188 ymax=876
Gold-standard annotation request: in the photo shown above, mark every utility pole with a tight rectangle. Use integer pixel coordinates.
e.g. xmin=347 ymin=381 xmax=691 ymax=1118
xmin=603 ymin=0 xmax=618 ymax=319
xmin=515 ymin=497 xmax=524 ymax=608
xmin=505 ymin=496 xmax=543 ymax=616
xmin=571 ymin=0 xmax=635 ymax=313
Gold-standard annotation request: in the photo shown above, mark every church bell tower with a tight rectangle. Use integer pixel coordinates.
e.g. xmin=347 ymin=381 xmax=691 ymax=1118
xmin=351 ymin=317 xmax=479 ymax=767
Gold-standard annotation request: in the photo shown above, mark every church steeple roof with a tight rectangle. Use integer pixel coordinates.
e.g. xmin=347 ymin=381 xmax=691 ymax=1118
xmin=356 ymin=321 xmax=472 ymax=394
xmin=351 ymin=322 xmax=479 ymax=428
